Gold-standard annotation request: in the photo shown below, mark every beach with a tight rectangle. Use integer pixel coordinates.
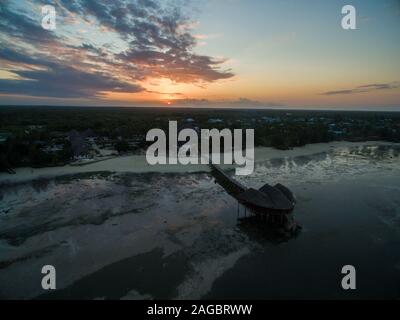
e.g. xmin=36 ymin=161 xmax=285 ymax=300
xmin=1 ymin=141 xmax=399 ymax=185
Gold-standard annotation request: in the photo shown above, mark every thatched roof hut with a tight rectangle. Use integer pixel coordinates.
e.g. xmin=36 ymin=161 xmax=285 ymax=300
xmin=210 ymin=164 xmax=296 ymax=214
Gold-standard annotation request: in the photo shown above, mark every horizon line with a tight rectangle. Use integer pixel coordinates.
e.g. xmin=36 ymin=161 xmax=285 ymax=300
xmin=1 ymin=104 xmax=400 ymax=113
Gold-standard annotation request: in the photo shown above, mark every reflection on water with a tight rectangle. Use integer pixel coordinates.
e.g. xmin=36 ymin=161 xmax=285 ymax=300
xmin=336 ymin=145 xmax=400 ymax=159
xmin=246 ymin=145 xmax=400 ymax=191
xmin=0 ymin=144 xmax=400 ymax=299
xmin=238 ymin=217 xmax=301 ymax=245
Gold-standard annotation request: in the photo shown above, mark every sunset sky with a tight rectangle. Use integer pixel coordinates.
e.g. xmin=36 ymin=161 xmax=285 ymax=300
xmin=0 ymin=0 xmax=399 ymax=109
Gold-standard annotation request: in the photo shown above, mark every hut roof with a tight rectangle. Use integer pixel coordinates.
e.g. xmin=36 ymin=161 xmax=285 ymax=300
xmin=237 ymin=186 xmax=294 ymax=211
xmin=237 ymin=188 xmax=274 ymax=208
xmin=210 ymin=164 xmax=295 ymax=212
xmin=274 ymin=183 xmax=296 ymax=204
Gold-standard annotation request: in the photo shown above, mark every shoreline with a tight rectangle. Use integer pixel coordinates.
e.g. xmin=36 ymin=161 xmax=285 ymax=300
xmin=1 ymin=140 xmax=399 ymax=186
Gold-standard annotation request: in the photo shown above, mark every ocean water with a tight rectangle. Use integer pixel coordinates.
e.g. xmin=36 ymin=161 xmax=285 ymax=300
xmin=0 ymin=144 xmax=399 ymax=299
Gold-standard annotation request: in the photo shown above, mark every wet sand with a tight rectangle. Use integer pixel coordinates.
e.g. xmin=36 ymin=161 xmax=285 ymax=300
xmin=0 ymin=143 xmax=400 ymax=299
xmin=1 ymin=141 xmax=399 ymax=185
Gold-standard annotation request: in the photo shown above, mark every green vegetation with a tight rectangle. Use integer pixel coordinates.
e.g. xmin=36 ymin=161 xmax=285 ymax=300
xmin=1 ymin=106 xmax=399 ymax=171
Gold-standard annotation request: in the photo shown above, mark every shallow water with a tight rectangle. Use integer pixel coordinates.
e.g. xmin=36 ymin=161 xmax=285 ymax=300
xmin=0 ymin=144 xmax=400 ymax=299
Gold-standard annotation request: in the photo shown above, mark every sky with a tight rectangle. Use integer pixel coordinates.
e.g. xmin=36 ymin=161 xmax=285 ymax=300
xmin=0 ymin=0 xmax=399 ymax=109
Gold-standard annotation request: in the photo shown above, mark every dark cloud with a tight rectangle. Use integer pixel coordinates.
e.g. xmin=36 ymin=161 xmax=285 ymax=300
xmin=61 ymin=0 xmax=234 ymax=82
xmin=0 ymin=48 xmax=143 ymax=98
xmin=0 ymin=48 xmax=48 ymax=66
xmin=0 ymin=71 xmax=143 ymax=98
xmin=358 ymin=83 xmax=400 ymax=90
xmin=322 ymin=82 xmax=400 ymax=95
xmin=118 ymin=49 xmax=233 ymax=82
xmin=0 ymin=0 xmax=234 ymax=99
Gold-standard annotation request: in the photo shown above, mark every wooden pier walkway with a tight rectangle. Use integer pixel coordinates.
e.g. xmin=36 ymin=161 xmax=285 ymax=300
xmin=209 ymin=164 xmax=246 ymax=197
